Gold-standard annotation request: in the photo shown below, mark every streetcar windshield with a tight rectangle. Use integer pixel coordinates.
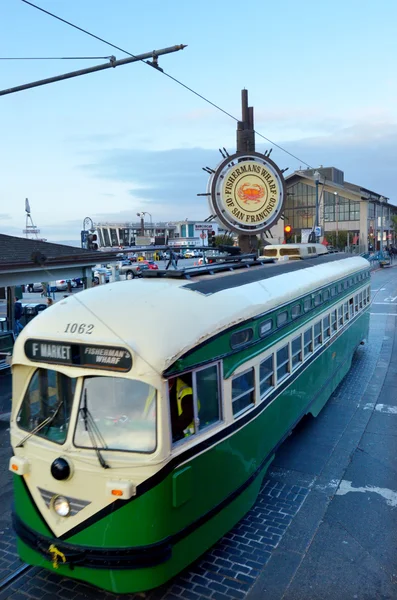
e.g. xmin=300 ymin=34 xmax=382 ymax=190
xmin=74 ymin=377 xmax=157 ymax=453
xmin=17 ymin=368 xmax=76 ymax=444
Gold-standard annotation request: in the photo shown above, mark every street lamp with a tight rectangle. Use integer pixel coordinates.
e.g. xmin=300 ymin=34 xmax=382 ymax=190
xmin=334 ymin=192 xmax=339 ymax=249
xmin=314 ymin=171 xmax=320 ymax=242
xmin=379 ymin=196 xmax=385 ymax=253
xmin=136 ymin=211 xmax=153 ymax=236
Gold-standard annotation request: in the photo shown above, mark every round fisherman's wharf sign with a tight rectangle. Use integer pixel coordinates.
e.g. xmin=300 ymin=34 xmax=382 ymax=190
xmin=208 ymin=152 xmax=286 ymax=234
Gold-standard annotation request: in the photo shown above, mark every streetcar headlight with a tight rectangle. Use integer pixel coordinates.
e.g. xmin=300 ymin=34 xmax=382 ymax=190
xmin=53 ymin=496 xmax=70 ymax=517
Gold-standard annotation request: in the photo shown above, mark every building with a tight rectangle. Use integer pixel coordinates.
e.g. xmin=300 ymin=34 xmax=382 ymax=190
xmin=94 ymin=220 xmax=227 ymax=249
xmin=270 ymin=167 xmax=397 ymax=251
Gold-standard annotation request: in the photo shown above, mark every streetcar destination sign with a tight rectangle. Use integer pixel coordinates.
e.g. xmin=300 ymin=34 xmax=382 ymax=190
xmin=24 ymin=339 xmax=132 ymax=372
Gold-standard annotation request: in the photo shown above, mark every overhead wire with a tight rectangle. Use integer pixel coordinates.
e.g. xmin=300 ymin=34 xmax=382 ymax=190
xmin=0 ymin=56 xmax=113 ymax=60
xmin=19 ymin=0 xmax=312 ymax=168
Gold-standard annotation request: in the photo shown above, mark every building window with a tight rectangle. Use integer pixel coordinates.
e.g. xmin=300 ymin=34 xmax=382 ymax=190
xmin=260 ymin=356 xmax=274 ymax=398
xmin=232 ymin=369 xmax=255 ymax=416
xmin=188 ymin=224 xmax=194 ymax=237
xmin=181 ymin=224 xmax=186 ymax=237
xmin=291 ymin=336 xmax=302 ymax=370
xmin=276 ymin=345 xmax=289 ymax=382
xmin=303 ymin=328 xmax=313 ymax=357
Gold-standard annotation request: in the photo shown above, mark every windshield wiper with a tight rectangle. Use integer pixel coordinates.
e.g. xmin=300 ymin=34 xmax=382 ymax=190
xmin=80 ymin=390 xmax=110 ymax=470
xmin=16 ymin=399 xmax=64 ymax=448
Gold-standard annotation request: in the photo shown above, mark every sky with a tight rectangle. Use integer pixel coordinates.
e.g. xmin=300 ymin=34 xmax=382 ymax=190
xmin=1 ymin=0 xmax=397 ymax=243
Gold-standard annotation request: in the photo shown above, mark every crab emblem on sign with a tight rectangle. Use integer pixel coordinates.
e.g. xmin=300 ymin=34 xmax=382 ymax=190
xmin=237 ymin=183 xmax=265 ymax=204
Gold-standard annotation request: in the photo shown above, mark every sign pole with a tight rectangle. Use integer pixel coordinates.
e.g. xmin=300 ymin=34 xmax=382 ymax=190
xmin=236 ymin=90 xmax=256 ymax=254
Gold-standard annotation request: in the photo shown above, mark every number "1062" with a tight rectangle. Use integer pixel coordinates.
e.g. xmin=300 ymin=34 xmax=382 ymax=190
xmin=64 ymin=323 xmax=94 ymax=334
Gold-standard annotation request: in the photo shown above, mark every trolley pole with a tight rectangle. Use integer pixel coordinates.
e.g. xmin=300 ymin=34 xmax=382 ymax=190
xmin=0 ymin=45 xmax=186 ymax=97
xmin=236 ymin=89 xmax=256 ymax=254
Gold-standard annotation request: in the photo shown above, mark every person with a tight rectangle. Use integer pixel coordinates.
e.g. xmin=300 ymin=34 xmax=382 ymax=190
xmin=169 ymin=375 xmax=194 ymax=441
xmin=14 ymin=297 xmax=24 ymax=335
xmin=46 ymin=297 xmax=54 ymax=307
xmin=165 ymin=250 xmax=179 ymax=270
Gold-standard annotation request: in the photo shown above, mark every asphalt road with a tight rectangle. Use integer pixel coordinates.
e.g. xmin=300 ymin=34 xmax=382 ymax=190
xmin=0 ymin=265 xmax=396 ymax=599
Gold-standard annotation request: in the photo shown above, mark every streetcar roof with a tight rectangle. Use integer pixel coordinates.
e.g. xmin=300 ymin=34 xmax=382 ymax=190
xmin=13 ymin=254 xmax=369 ymax=376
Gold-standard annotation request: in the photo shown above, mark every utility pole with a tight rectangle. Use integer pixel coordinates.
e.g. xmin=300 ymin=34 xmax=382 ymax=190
xmin=0 ymin=45 xmax=186 ymax=97
xmin=236 ymin=89 xmax=256 ymax=254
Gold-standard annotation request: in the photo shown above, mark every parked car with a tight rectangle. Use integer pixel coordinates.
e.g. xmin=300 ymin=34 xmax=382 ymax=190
xmin=141 ymin=260 xmax=159 ymax=271
xmin=113 ymin=261 xmax=142 ymax=280
xmin=26 ymin=280 xmax=68 ymax=293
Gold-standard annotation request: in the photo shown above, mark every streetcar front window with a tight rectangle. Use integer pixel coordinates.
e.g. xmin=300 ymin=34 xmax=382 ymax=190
xmin=74 ymin=377 xmax=157 ymax=453
xmin=17 ymin=369 xmax=76 ymax=444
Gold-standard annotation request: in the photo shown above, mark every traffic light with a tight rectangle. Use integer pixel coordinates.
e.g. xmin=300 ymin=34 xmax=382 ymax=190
xmin=209 ymin=230 xmax=217 ymax=247
xmin=87 ymin=232 xmax=98 ymax=251
xmin=284 ymin=224 xmax=292 ymax=242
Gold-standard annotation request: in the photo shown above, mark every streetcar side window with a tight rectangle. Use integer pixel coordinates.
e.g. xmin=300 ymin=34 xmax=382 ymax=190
xmin=331 ymin=309 xmax=337 ymax=332
xmin=323 ymin=289 xmax=330 ymax=302
xmin=195 ymin=364 xmax=221 ymax=432
xmin=367 ymin=287 xmax=370 ymax=303
xmin=354 ymin=295 xmax=359 ymax=312
xmin=303 ymin=328 xmax=313 ymax=357
xmin=232 ymin=369 xmax=255 ymax=416
xmin=259 ymin=319 xmax=273 ymax=337
xmin=338 ymin=306 xmax=343 ymax=326
xmin=291 ymin=335 xmax=302 ymax=370
xmin=291 ymin=303 xmax=302 ymax=319
xmin=314 ymin=293 xmax=322 ymax=307
xmin=314 ymin=321 xmax=322 ymax=348
xmin=277 ymin=311 xmax=289 ymax=327
xmin=276 ymin=344 xmax=289 ymax=382
xmin=259 ymin=356 xmax=274 ymax=399
xmin=303 ymin=297 xmax=312 ymax=312
xmin=17 ymin=369 xmax=76 ymax=445
xmin=344 ymin=302 xmax=349 ymax=321
xmin=359 ymin=292 xmax=363 ymax=308
xmin=323 ymin=315 xmax=331 ymax=340
xmin=230 ymin=328 xmax=253 ymax=349
xmin=169 ymin=364 xmax=222 ymax=443
xmin=349 ymin=298 xmax=354 ymax=318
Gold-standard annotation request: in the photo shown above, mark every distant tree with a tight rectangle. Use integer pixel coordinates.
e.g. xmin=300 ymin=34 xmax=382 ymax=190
xmin=391 ymin=215 xmax=397 ymax=236
xmin=214 ymin=233 xmax=235 ymax=247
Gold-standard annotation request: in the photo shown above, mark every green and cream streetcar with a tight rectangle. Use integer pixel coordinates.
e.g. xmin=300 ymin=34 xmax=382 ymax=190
xmin=9 ymin=247 xmax=370 ymax=593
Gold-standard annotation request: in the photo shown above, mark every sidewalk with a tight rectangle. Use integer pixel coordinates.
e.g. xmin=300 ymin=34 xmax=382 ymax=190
xmin=248 ymin=277 xmax=397 ymax=599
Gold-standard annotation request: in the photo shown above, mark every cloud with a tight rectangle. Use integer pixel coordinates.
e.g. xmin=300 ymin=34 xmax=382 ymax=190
xmin=77 ymin=120 xmax=397 ymax=228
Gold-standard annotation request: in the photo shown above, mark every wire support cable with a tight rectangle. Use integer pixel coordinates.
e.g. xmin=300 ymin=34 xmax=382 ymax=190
xmin=19 ymin=0 xmax=312 ymax=168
